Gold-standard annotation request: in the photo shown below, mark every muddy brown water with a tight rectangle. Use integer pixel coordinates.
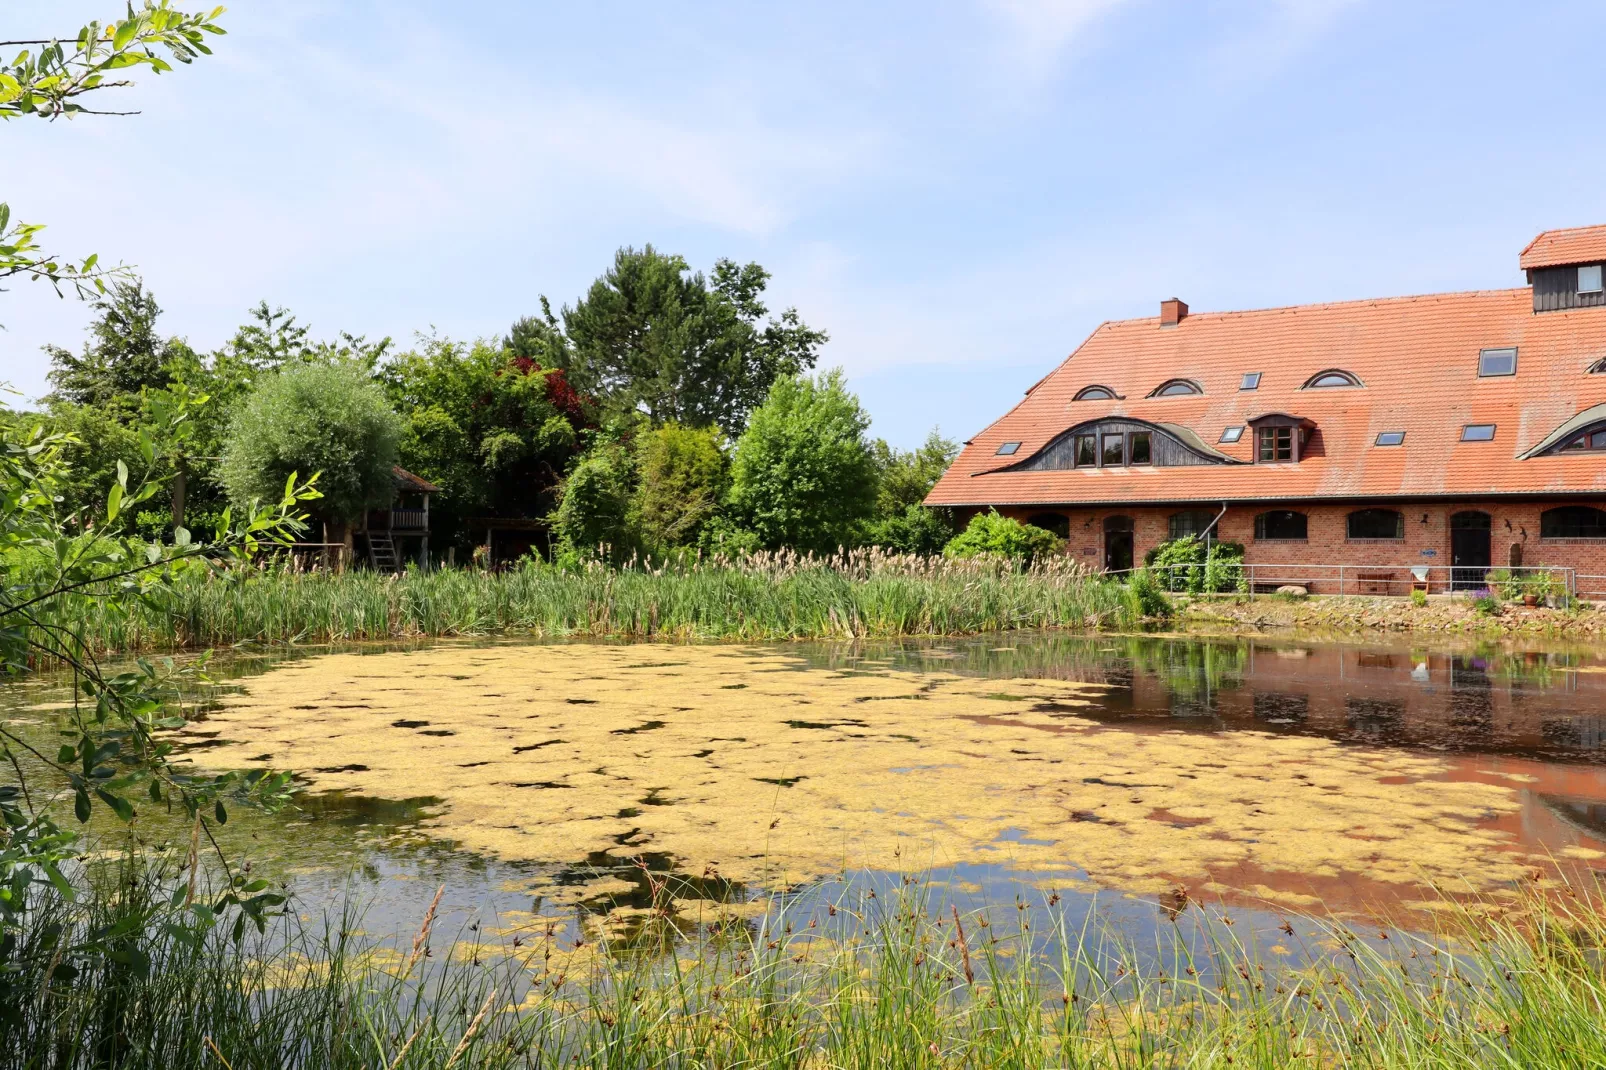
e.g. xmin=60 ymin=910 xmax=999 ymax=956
xmin=7 ymin=632 xmax=1606 ymax=961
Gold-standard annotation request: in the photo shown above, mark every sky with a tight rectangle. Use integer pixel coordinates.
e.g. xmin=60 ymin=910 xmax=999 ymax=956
xmin=4 ymin=0 xmax=1605 ymax=448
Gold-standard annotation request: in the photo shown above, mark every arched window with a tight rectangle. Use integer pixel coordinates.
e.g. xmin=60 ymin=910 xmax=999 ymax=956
xmin=1254 ymin=511 xmax=1308 ymax=541
xmin=1541 ymin=506 xmax=1606 ymax=539
xmin=1073 ymin=385 xmax=1117 ymax=401
xmin=1026 ymin=512 xmax=1070 ymax=538
xmin=1303 ymin=369 xmax=1362 ymax=389
xmin=1169 ymin=509 xmax=1218 ymax=540
xmin=1347 ymin=509 xmax=1404 ymax=540
xmin=1149 ymin=378 xmax=1204 ymax=398
xmin=1558 ymin=424 xmax=1606 ymax=451
xmin=1589 ymin=357 xmax=1606 ymax=375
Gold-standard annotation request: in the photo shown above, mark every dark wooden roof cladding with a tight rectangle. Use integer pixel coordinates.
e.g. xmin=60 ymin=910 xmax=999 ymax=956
xmin=1531 ymin=265 xmax=1606 ymax=312
xmin=392 ymin=466 xmax=441 ymax=494
xmin=1001 ymin=418 xmax=1232 ymax=472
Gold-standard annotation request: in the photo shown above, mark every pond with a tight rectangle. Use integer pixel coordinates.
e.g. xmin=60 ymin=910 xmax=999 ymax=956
xmin=8 ymin=632 xmax=1606 ymax=961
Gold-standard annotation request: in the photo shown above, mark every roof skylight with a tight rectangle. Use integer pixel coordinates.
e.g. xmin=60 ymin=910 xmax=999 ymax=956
xmin=996 ymin=441 xmax=1021 ymax=455
xmin=1374 ymin=431 xmax=1406 ymax=446
xmin=1240 ymin=372 xmax=1261 ymax=391
xmin=1478 ymin=347 xmax=1517 ymax=377
xmin=1461 ymin=424 xmax=1496 ymax=442
xmin=1150 ymin=378 xmax=1204 ymax=398
xmin=1073 ymin=385 xmax=1117 ymax=401
xmin=1219 ymin=427 xmax=1244 ymax=443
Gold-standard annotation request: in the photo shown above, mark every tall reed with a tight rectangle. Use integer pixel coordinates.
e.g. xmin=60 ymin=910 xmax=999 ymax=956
xmin=23 ymin=549 xmax=1147 ymax=657
xmin=6 ymin=861 xmax=1604 ymax=1068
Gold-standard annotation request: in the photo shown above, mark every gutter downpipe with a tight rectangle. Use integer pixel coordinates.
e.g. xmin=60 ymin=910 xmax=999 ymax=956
xmin=1199 ymin=501 xmax=1231 ymax=593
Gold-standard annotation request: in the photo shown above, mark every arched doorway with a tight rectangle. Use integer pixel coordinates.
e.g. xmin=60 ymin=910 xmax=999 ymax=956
xmin=1104 ymin=515 xmax=1134 ymax=574
xmin=1450 ymin=511 xmax=1492 ymax=591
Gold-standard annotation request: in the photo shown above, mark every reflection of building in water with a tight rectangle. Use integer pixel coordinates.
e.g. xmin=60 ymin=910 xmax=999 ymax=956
xmin=1083 ymin=640 xmax=1605 ymax=759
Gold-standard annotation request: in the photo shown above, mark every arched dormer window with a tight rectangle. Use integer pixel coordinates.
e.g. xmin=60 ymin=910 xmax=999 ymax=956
xmin=1148 ymin=378 xmax=1203 ymax=398
xmin=1073 ymin=385 xmax=1118 ymax=401
xmin=1589 ymin=357 xmax=1606 ymax=375
xmin=1558 ymin=423 xmax=1606 ymax=452
xmin=1303 ymin=369 xmax=1362 ymax=389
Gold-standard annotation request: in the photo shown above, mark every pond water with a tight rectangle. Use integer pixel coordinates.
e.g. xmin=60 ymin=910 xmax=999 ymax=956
xmin=7 ymin=632 xmax=1606 ymax=963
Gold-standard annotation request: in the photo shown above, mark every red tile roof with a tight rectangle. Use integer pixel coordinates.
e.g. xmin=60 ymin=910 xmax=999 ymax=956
xmin=1519 ymin=224 xmax=1606 ymax=270
xmin=926 ymin=287 xmax=1606 ymax=509
xmin=393 ymin=466 xmax=441 ymax=494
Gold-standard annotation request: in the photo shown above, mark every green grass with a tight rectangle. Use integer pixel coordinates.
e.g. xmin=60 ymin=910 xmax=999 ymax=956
xmin=25 ymin=550 xmax=1151 ymax=657
xmin=5 ymin=860 xmax=1605 ymax=1068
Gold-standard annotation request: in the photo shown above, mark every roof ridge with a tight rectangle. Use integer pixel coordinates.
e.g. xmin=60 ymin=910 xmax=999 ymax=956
xmin=1100 ymin=286 xmax=1531 ymax=327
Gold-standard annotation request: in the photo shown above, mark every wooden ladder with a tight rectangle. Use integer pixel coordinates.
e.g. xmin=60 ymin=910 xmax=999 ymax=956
xmin=368 ymin=530 xmax=399 ymax=573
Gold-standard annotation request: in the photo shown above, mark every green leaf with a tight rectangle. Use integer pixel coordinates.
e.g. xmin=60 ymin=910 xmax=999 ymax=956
xmin=214 ymin=799 xmax=227 ymax=825
xmin=111 ymin=19 xmax=138 ymax=51
xmin=116 ymin=459 xmax=129 ymax=489
xmin=106 ymin=482 xmax=123 ymax=521
xmin=74 ymin=790 xmax=90 ymax=823
xmin=95 ymin=788 xmax=135 ymax=822
xmin=148 ymin=779 xmax=162 ymax=802
xmin=57 ymin=744 xmax=75 ymax=764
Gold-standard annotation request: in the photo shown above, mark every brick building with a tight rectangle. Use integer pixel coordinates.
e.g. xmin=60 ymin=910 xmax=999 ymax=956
xmin=925 ymin=225 xmax=1606 ymax=595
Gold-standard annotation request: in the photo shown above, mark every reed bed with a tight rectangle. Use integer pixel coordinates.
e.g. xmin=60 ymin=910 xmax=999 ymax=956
xmin=27 ymin=550 xmax=1144 ymax=656
xmin=6 ymin=861 xmax=1605 ymax=1068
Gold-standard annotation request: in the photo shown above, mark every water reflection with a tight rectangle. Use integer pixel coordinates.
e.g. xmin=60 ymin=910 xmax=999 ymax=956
xmin=813 ymin=635 xmax=1606 ymax=762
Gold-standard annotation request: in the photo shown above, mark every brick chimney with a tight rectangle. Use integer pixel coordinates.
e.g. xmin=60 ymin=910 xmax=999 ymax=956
xmin=1160 ymin=298 xmax=1188 ymax=327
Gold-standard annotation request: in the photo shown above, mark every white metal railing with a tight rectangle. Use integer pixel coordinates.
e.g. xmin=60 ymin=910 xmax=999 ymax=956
xmin=1132 ymin=562 xmax=1579 ymax=598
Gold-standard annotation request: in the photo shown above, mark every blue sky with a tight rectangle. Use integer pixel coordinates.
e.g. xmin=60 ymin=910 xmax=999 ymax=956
xmin=5 ymin=1 xmax=1605 ymax=448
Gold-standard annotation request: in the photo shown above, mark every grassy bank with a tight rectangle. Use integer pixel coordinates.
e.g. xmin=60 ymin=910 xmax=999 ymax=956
xmin=6 ymin=862 xmax=1604 ymax=1068
xmin=24 ymin=551 xmax=1144 ymax=656
xmin=1183 ymin=591 xmax=1606 ymax=639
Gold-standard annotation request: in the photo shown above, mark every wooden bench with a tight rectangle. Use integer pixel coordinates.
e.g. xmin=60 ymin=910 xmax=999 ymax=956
xmin=1355 ymin=570 xmax=1399 ymax=595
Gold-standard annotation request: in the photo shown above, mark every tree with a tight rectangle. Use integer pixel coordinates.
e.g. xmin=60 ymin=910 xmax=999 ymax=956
xmin=379 ymin=337 xmax=590 ymax=551
xmin=633 ymin=423 xmax=728 ymax=552
xmin=559 ymin=246 xmax=827 ymax=435
xmin=220 ymin=362 xmax=401 ymax=553
xmin=726 ymin=370 xmax=877 ymax=554
xmin=866 ymin=429 xmax=958 ymax=554
xmin=43 ymin=280 xmax=191 ymax=414
xmin=0 ymin=5 xmax=227 ymax=311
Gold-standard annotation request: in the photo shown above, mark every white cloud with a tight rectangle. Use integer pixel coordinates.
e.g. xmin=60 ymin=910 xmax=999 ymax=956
xmin=982 ymin=0 xmax=1135 ymax=74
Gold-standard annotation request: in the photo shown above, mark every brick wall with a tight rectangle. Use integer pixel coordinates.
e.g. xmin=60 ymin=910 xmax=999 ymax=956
xmin=987 ymin=500 xmax=1606 ymax=595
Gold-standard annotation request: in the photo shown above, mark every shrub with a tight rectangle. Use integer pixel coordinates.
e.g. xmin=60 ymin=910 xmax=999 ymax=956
xmin=1127 ymin=567 xmax=1172 ymax=620
xmin=942 ymin=511 xmax=1062 ymax=563
xmin=633 ymin=423 xmax=728 ymax=551
xmin=727 ymin=370 xmax=878 ymax=554
xmin=1471 ymin=588 xmax=1502 ymax=616
xmin=1410 ymin=587 xmax=1428 ymax=608
xmin=867 ymin=503 xmax=955 ymax=556
xmin=551 ymin=445 xmax=634 ymax=560
xmin=1148 ymin=537 xmax=1244 ymax=593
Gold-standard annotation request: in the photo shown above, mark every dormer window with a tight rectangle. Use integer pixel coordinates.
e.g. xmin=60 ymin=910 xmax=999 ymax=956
xmin=1074 ymin=385 xmax=1118 ymax=401
xmin=1303 ymin=369 xmax=1362 ymax=389
xmin=1582 ymin=265 xmax=1604 ymax=295
xmin=1247 ymin=413 xmax=1314 ymax=463
xmin=1559 ymin=425 xmax=1606 ymax=451
xmin=1258 ymin=426 xmax=1293 ymax=462
xmin=1478 ymin=347 xmax=1517 ymax=377
xmin=1149 ymin=378 xmax=1203 ymax=398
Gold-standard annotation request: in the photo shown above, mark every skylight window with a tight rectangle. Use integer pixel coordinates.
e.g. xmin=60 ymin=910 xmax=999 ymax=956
xmin=1581 ymin=264 xmax=1604 ymax=295
xmin=1374 ymin=431 xmax=1406 ymax=446
xmin=1219 ymin=426 xmax=1244 ymax=444
xmin=1478 ymin=347 xmax=1517 ymax=377
xmin=996 ymin=441 xmax=1021 ymax=455
xmin=1461 ymin=424 xmax=1497 ymax=442
xmin=1303 ymin=369 xmax=1362 ymax=389
xmin=1240 ymin=372 xmax=1262 ymax=390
